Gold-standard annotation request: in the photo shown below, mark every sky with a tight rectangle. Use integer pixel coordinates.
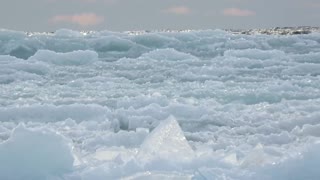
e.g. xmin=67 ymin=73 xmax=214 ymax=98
xmin=0 ymin=0 xmax=320 ymax=32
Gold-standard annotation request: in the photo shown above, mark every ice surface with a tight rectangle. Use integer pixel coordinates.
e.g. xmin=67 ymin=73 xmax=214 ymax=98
xmin=1 ymin=28 xmax=320 ymax=179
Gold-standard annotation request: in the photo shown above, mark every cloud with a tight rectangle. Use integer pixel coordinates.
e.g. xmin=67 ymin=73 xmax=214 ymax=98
xmin=222 ymin=8 xmax=255 ymax=16
xmin=50 ymin=13 xmax=104 ymax=26
xmin=163 ymin=6 xmax=191 ymax=15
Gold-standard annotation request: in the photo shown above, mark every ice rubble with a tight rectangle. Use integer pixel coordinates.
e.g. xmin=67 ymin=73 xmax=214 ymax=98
xmin=1 ymin=111 xmax=320 ymax=179
xmin=140 ymin=48 xmax=198 ymax=61
xmin=0 ymin=28 xmax=320 ymax=179
xmin=73 ymin=116 xmax=195 ymax=179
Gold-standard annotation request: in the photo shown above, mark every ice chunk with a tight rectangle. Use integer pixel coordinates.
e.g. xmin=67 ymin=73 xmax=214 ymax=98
xmin=224 ymin=49 xmax=286 ymax=60
xmin=141 ymin=48 xmax=198 ymax=61
xmin=137 ymin=116 xmax=194 ymax=163
xmin=0 ymin=124 xmax=74 ymax=180
xmin=9 ymin=44 xmax=36 ymax=59
xmin=29 ymin=50 xmax=98 ymax=66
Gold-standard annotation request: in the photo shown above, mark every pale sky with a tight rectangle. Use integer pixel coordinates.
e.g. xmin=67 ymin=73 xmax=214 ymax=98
xmin=1 ymin=0 xmax=320 ymax=31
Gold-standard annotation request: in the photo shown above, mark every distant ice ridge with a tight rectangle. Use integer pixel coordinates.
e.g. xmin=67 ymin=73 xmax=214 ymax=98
xmin=1 ymin=28 xmax=320 ymax=179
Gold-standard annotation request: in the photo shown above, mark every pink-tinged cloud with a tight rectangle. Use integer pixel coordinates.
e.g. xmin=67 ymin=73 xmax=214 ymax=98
xmin=163 ymin=6 xmax=191 ymax=15
xmin=223 ymin=8 xmax=256 ymax=16
xmin=50 ymin=13 xmax=104 ymax=26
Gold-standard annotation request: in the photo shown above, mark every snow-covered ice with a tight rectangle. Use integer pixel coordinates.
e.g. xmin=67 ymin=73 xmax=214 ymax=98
xmin=1 ymin=28 xmax=320 ymax=179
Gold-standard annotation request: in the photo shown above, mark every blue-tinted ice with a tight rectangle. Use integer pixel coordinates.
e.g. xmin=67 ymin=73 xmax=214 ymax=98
xmin=1 ymin=28 xmax=320 ymax=179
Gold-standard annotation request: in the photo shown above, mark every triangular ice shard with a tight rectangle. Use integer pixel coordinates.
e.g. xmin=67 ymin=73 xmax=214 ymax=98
xmin=137 ymin=116 xmax=194 ymax=163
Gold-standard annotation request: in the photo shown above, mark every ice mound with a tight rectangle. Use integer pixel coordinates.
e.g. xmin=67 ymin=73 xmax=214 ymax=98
xmin=0 ymin=124 xmax=74 ymax=180
xmin=8 ymin=44 xmax=37 ymax=59
xmin=29 ymin=50 xmax=98 ymax=66
xmin=137 ymin=116 xmax=194 ymax=164
xmin=0 ymin=55 xmax=50 ymax=84
xmin=0 ymin=55 xmax=49 ymax=75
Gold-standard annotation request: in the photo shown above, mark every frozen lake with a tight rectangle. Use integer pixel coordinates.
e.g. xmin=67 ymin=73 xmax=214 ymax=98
xmin=1 ymin=28 xmax=320 ymax=179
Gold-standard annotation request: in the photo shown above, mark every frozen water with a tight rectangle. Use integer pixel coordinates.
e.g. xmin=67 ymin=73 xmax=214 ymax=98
xmin=0 ymin=28 xmax=320 ymax=179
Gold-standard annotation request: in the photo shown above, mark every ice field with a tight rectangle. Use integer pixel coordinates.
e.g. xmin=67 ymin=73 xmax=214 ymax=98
xmin=1 ymin=28 xmax=320 ymax=179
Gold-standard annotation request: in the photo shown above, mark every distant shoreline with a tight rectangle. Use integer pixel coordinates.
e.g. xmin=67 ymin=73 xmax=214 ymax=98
xmin=2 ymin=26 xmax=320 ymax=36
xmin=226 ymin=26 xmax=320 ymax=35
